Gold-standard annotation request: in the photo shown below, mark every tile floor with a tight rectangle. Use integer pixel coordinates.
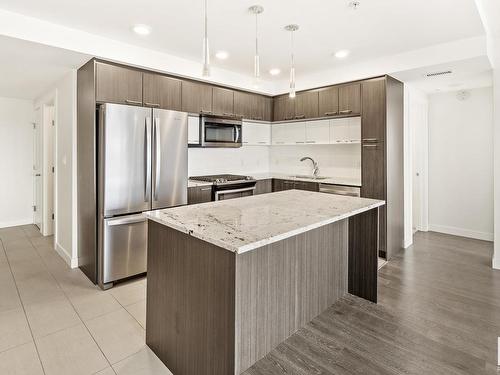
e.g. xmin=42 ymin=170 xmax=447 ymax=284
xmin=0 ymin=225 xmax=173 ymax=375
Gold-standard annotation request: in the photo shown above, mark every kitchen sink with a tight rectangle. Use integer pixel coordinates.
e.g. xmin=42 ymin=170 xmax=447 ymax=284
xmin=289 ymin=175 xmax=330 ymax=180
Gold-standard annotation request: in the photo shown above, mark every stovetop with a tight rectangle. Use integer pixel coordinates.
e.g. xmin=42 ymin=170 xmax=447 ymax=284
xmin=190 ymin=174 xmax=254 ymax=184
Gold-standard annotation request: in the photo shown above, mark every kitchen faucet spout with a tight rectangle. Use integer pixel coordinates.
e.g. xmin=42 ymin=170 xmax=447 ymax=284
xmin=300 ymin=157 xmax=320 ymax=178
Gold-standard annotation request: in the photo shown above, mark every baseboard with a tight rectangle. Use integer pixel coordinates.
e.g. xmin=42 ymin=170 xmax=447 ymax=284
xmin=0 ymin=219 xmax=33 ymax=229
xmin=428 ymin=224 xmax=493 ymax=242
xmin=404 ymin=238 xmax=413 ymax=249
xmin=55 ymin=243 xmax=78 ymax=269
xmin=493 ymin=257 xmax=500 ymax=270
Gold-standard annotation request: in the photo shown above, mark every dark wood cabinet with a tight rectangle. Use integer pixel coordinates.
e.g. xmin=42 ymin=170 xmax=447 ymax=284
xmin=263 ymin=97 xmax=273 ymax=122
xmin=143 ymin=73 xmax=181 ymax=110
xmin=295 ymin=91 xmax=319 ymax=119
xmin=272 ymin=179 xmax=318 ymax=192
xmin=95 ymin=62 xmax=143 ymax=105
xmin=361 ymin=79 xmax=385 ymax=142
xmin=294 ymin=180 xmax=319 ymax=192
xmin=234 ymin=91 xmax=257 ymax=119
xmin=318 ymin=86 xmax=339 ymax=117
xmin=339 ymin=83 xmax=361 ymax=115
xmin=273 ymin=96 xmax=295 ymax=121
xmin=181 ymin=81 xmax=213 ymax=114
xmin=212 ymin=87 xmax=234 ymax=116
xmin=187 ymin=186 xmax=212 ymax=204
xmin=254 ymin=179 xmax=272 ymax=195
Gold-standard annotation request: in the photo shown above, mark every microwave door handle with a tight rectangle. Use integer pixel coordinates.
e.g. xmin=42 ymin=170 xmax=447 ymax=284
xmin=234 ymin=125 xmax=240 ymax=143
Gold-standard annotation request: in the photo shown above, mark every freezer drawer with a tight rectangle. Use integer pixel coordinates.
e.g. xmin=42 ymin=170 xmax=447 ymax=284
xmin=102 ymin=214 xmax=147 ymax=284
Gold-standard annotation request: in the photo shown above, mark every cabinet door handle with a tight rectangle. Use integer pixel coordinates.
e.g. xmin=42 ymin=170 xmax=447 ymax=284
xmin=125 ymin=99 xmax=142 ymax=105
xmin=258 ymin=141 xmax=267 ymax=144
xmin=362 ymin=138 xmax=378 ymax=142
xmin=284 ymin=116 xmax=294 ymax=121
xmin=200 ymin=110 xmax=212 ymax=114
xmin=339 ymin=110 xmax=352 ymax=114
xmin=324 ymin=112 xmax=338 ymax=116
xmin=200 ymin=187 xmax=212 ymax=191
xmin=306 ymin=141 xmax=315 ymax=143
xmin=144 ymin=102 xmax=160 ymax=108
xmin=295 ymin=141 xmax=305 ymax=144
xmin=295 ymin=114 xmax=305 ymax=119
xmin=253 ymin=117 xmax=263 ymax=121
xmin=362 ymin=144 xmax=378 ymax=148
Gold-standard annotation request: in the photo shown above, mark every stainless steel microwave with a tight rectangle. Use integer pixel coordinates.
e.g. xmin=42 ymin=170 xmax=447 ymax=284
xmin=200 ymin=115 xmax=242 ymax=148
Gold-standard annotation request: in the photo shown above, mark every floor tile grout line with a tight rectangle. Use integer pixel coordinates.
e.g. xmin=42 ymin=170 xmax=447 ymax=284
xmin=0 ymin=236 xmax=47 ymax=375
xmin=109 ymin=291 xmax=147 ymax=331
xmin=25 ymin=234 xmax=118 ymax=374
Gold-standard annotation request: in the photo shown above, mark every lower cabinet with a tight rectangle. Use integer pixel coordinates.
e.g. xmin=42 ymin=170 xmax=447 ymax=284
xmin=272 ymin=179 xmax=318 ymax=192
xmin=254 ymin=179 xmax=272 ymax=195
xmin=187 ymin=186 xmax=212 ymax=204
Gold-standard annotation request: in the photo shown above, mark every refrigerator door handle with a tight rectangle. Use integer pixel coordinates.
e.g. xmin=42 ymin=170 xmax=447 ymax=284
xmin=145 ymin=118 xmax=152 ymax=202
xmin=154 ymin=117 xmax=161 ymax=201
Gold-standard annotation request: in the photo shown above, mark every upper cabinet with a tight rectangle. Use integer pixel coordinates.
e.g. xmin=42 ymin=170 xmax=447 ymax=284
xmin=212 ymin=87 xmax=234 ymax=116
xmin=143 ymin=73 xmax=182 ymax=110
xmin=242 ymin=122 xmax=271 ymax=145
xmin=263 ymin=97 xmax=273 ymax=122
xmin=295 ymin=91 xmax=319 ymax=119
xmin=273 ymin=95 xmax=295 ymax=121
xmin=361 ymin=78 xmax=386 ymax=142
xmin=338 ymin=83 xmax=361 ymax=115
xmin=182 ymin=81 xmax=213 ymax=114
xmin=318 ymin=86 xmax=339 ymax=117
xmin=95 ymin=62 xmax=143 ymax=105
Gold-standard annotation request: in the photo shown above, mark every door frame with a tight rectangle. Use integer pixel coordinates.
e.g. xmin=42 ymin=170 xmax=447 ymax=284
xmin=33 ymin=107 xmax=42 ymax=230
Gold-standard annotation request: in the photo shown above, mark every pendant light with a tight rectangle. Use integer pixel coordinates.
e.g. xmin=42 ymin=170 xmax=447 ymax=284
xmin=202 ymin=0 xmax=210 ymax=77
xmin=249 ymin=5 xmax=264 ymax=79
xmin=285 ymin=24 xmax=299 ymax=98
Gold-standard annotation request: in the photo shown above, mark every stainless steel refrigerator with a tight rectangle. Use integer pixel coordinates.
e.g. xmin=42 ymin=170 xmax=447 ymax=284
xmin=97 ymin=103 xmax=187 ymax=289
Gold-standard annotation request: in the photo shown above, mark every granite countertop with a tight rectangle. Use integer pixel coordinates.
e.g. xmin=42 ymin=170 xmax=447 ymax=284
xmin=250 ymin=173 xmax=362 ymax=187
xmin=146 ymin=190 xmax=384 ymax=254
xmin=188 ymin=173 xmax=361 ymax=188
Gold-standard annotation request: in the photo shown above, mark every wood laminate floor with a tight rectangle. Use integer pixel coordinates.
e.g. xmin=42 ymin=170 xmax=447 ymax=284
xmin=244 ymin=231 xmax=500 ymax=375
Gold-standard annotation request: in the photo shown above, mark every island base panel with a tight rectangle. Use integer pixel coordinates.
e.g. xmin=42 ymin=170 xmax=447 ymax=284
xmin=146 ymin=220 xmax=235 ymax=375
xmin=348 ymin=208 xmax=379 ymax=303
xmin=235 ymin=220 xmax=348 ymax=374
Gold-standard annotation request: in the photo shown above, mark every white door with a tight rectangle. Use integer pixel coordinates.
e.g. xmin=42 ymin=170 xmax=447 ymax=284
xmin=330 ymin=118 xmax=350 ymax=143
xmin=411 ymin=99 xmax=428 ymax=232
xmin=33 ymin=108 xmax=42 ymax=229
xmin=305 ymin=120 xmax=330 ymax=144
xmin=42 ymin=105 xmax=55 ymax=236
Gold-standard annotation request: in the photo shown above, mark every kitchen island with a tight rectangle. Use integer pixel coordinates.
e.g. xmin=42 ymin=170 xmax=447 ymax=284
xmin=145 ymin=190 xmax=384 ymax=375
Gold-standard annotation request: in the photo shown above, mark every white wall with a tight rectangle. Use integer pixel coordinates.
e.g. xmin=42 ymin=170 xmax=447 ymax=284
xmin=188 ymin=146 xmax=270 ymax=176
xmin=35 ymin=70 xmax=77 ymax=267
xmin=0 ymin=97 xmax=34 ymax=228
xmin=428 ymin=87 xmax=493 ymax=240
xmin=269 ymin=145 xmax=361 ymax=180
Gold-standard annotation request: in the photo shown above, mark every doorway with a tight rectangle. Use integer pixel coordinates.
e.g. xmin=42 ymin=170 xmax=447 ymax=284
xmin=40 ymin=103 xmax=55 ymax=237
xmin=33 ymin=107 xmax=42 ymax=229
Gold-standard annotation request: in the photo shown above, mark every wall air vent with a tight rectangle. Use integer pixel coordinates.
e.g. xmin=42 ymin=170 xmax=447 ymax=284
xmin=425 ymin=70 xmax=452 ymax=77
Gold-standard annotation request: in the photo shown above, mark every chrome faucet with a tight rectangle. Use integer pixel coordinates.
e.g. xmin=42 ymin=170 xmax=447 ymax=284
xmin=300 ymin=157 xmax=320 ymax=178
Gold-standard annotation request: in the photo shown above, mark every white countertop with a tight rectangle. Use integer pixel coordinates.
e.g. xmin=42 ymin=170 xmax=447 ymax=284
xmin=146 ymin=190 xmax=384 ymax=254
xmin=187 ymin=173 xmax=361 ymax=188
xmin=250 ymin=173 xmax=362 ymax=187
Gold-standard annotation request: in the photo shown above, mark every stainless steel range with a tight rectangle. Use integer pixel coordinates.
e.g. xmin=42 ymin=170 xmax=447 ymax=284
xmin=189 ymin=174 xmax=256 ymax=201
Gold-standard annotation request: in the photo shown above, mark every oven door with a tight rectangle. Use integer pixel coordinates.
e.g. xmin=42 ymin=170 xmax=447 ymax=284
xmin=215 ymin=186 xmax=256 ymax=201
xmin=201 ymin=118 xmax=242 ymax=148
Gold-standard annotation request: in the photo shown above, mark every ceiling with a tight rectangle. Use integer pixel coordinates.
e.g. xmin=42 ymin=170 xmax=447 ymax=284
xmin=0 ymin=35 xmax=89 ymax=99
xmin=392 ymin=56 xmax=492 ymax=93
xmin=0 ymin=0 xmax=485 ymax=80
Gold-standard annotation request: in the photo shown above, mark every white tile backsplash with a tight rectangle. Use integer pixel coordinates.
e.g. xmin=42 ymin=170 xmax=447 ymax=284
xmin=188 ymin=146 xmax=270 ymax=176
xmin=269 ymin=144 xmax=361 ymax=179
xmin=188 ymin=144 xmax=361 ymax=179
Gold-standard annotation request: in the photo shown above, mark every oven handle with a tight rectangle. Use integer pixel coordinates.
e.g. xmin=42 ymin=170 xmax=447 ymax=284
xmin=234 ymin=125 xmax=240 ymax=143
xmin=215 ymin=186 xmax=255 ymax=201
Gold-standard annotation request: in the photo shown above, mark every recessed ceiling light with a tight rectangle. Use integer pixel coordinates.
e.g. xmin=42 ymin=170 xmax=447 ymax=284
xmin=132 ymin=24 xmax=151 ymax=36
xmin=269 ymin=68 xmax=281 ymax=76
xmin=334 ymin=50 xmax=350 ymax=59
xmin=215 ymin=51 xmax=229 ymax=60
